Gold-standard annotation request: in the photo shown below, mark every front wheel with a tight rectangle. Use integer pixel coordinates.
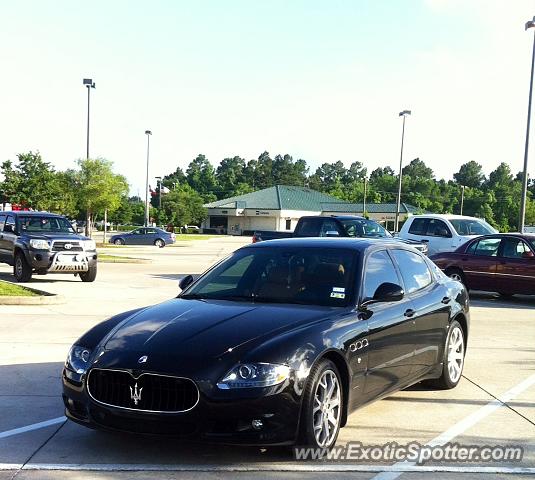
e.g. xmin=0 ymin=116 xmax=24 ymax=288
xmin=427 ymin=320 xmax=465 ymax=390
xmin=154 ymin=239 xmax=165 ymax=248
xmin=80 ymin=264 xmax=97 ymax=282
xmin=298 ymin=359 xmax=343 ymax=449
xmin=14 ymin=253 xmax=32 ymax=282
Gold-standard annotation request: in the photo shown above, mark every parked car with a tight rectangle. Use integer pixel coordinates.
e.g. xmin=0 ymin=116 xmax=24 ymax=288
xmin=0 ymin=211 xmax=97 ymax=282
xmin=253 ymin=215 xmax=429 ymax=254
xmin=399 ymin=214 xmax=497 ymax=255
xmin=109 ymin=227 xmax=175 ymax=247
xmin=430 ymin=233 xmax=535 ymax=296
xmin=63 ymin=237 xmax=468 ymax=448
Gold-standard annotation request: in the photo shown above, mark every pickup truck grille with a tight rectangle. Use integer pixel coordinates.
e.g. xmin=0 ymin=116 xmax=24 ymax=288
xmin=87 ymin=369 xmax=199 ymax=413
xmin=51 ymin=241 xmax=83 ymax=252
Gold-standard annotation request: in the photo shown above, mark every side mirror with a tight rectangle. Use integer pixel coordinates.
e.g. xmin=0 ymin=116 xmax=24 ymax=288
xmin=179 ymin=274 xmax=194 ymax=291
xmin=325 ymin=231 xmax=340 ymax=237
xmin=522 ymin=250 xmax=535 ymax=259
xmin=372 ymin=282 xmax=404 ymax=303
xmin=3 ymin=224 xmax=14 ymax=234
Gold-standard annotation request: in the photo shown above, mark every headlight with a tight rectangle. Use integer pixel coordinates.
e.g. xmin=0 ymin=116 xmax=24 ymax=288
xmin=217 ymin=363 xmax=290 ymax=389
xmin=82 ymin=240 xmax=96 ymax=251
xmin=29 ymin=239 xmax=50 ymax=250
xmin=65 ymin=345 xmax=92 ymax=374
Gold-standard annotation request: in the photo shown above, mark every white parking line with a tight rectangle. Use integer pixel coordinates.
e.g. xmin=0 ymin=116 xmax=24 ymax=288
xmin=0 ymin=416 xmax=66 ymax=440
xmin=0 ymin=463 xmax=534 ymax=474
xmin=371 ymin=373 xmax=535 ymax=480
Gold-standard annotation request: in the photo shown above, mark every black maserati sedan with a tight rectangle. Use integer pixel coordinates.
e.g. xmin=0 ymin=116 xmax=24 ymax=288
xmin=63 ymin=238 xmax=469 ymax=448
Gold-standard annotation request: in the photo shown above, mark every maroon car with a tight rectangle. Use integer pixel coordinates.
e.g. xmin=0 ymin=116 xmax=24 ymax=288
xmin=430 ymin=234 xmax=535 ymax=296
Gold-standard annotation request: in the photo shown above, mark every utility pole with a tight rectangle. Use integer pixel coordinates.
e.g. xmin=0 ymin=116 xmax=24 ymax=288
xmin=82 ymin=78 xmax=95 ymax=238
xmin=460 ymin=185 xmax=466 ymax=215
xmin=144 ymin=130 xmax=152 ymax=227
xmin=395 ymin=110 xmax=411 ymax=232
xmin=363 ymin=177 xmax=367 ymax=217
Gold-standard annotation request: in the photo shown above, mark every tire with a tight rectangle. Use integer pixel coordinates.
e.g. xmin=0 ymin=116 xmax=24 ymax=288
xmin=80 ymin=264 xmax=97 ymax=282
xmin=154 ymin=239 xmax=165 ymax=248
xmin=14 ymin=252 xmax=32 ymax=282
xmin=427 ymin=320 xmax=465 ymax=390
xmin=445 ymin=268 xmax=466 ymax=286
xmin=298 ymin=359 xmax=343 ymax=449
xmin=114 ymin=238 xmax=124 ymax=246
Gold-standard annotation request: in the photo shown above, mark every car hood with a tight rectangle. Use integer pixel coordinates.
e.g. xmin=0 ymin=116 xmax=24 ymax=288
xmin=103 ymin=298 xmax=331 ymax=359
xmin=24 ymin=233 xmax=89 ymax=241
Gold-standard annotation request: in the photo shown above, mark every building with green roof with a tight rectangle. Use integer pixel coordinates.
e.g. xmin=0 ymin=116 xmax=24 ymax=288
xmin=203 ymin=185 xmax=419 ymax=234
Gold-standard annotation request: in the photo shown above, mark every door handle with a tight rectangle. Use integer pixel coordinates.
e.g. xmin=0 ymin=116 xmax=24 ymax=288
xmin=404 ymin=309 xmax=415 ymax=318
xmin=441 ymin=296 xmax=451 ymax=304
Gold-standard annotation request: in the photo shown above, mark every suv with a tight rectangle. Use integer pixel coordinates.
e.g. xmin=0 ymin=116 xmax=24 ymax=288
xmin=398 ymin=214 xmax=497 ymax=255
xmin=0 ymin=211 xmax=98 ymax=282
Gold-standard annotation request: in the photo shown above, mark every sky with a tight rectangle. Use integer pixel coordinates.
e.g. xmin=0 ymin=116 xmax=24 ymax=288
xmin=1 ymin=0 xmax=535 ymax=197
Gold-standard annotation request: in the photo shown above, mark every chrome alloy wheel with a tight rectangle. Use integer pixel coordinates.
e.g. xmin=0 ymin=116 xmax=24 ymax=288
xmin=447 ymin=325 xmax=465 ymax=383
xmin=449 ymin=272 xmax=463 ymax=282
xmin=312 ymin=369 xmax=341 ymax=448
xmin=15 ymin=256 xmax=23 ymax=278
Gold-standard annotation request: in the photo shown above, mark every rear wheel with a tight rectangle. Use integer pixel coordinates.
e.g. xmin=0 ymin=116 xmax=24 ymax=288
xmin=80 ymin=264 xmax=97 ymax=282
xmin=154 ymin=239 xmax=165 ymax=248
xmin=298 ymin=359 xmax=343 ymax=449
xmin=446 ymin=268 xmax=466 ymax=286
xmin=114 ymin=238 xmax=124 ymax=246
xmin=427 ymin=320 xmax=465 ymax=390
xmin=14 ymin=253 xmax=32 ymax=282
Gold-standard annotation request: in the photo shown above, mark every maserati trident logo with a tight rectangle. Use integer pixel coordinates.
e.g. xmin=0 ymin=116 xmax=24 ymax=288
xmin=130 ymin=383 xmax=143 ymax=405
xmin=64 ymin=243 xmax=73 ymax=250
xmin=138 ymin=355 xmax=148 ymax=364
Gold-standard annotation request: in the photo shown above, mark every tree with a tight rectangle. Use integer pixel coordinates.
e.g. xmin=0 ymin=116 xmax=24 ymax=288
xmin=402 ymin=158 xmax=434 ymax=179
xmin=161 ymin=184 xmax=207 ymax=226
xmin=75 ymin=158 xmax=129 ymax=236
xmin=186 ymin=154 xmax=218 ymax=201
xmin=216 ymin=156 xmax=246 ymax=197
xmin=454 ymin=161 xmax=485 ymax=188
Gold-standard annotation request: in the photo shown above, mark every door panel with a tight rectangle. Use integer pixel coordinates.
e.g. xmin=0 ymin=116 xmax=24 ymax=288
xmin=495 ymin=238 xmax=535 ymax=294
xmin=0 ymin=214 xmax=7 ymax=262
xmin=463 ymin=237 xmax=501 ymax=291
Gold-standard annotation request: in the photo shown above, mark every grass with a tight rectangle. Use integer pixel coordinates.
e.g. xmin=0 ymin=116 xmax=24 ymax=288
xmin=0 ymin=281 xmax=38 ymax=297
xmin=98 ymin=254 xmax=150 ymax=264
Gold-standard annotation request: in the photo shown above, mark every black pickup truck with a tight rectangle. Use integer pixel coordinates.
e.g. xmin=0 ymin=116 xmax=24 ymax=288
xmin=0 ymin=211 xmax=98 ymax=282
xmin=252 ymin=215 xmax=429 ymax=255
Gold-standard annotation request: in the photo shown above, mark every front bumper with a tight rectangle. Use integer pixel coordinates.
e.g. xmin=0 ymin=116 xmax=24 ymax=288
xmin=28 ymin=250 xmax=97 ymax=273
xmin=62 ymin=367 xmax=301 ymax=445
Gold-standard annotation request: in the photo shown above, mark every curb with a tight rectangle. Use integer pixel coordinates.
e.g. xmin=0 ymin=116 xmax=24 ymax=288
xmin=0 ymin=282 xmax=66 ymax=305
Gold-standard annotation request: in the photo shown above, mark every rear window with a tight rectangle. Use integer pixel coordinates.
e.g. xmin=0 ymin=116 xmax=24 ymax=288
xmin=450 ymin=219 xmax=496 ymax=236
xmin=408 ymin=218 xmax=429 ymax=235
xmin=472 ymin=238 xmax=501 ymax=256
xmin=296 ymin=219 xmax=321 ymax=237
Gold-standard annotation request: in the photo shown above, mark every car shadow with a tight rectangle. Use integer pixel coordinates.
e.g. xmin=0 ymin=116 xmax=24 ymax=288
xmin=469 ymin=291 xmax=535 ymax=310
xmin=0 ymin=271 xmax=80 ymax=283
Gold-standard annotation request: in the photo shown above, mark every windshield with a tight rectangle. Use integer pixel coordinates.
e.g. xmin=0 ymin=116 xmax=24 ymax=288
xmin=449 ymin=219 xmax=497 ymax=236
xmin=18 ymin=216 xmax=75 ymax=234
xmin=340 ymin=219 xmax=392 ymax=238
xmin=182 ymin=247 xmax=357 ymax=307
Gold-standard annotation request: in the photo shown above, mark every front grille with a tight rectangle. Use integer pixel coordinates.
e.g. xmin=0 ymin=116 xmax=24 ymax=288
xmin=52 ymin=241 xmax=83 ymax=252
xmin=87 ymin=369 xmax=199 ymax=413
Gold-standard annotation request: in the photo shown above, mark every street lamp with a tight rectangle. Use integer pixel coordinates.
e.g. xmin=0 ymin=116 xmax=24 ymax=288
xmin=519 ymin=17 xmax=535 ymax=233
xmin=82 ymin=78 xmax=95 ymax=159
xmin=144 ymin=130 xmax=152 ymax=227
xmin=394 ymin=110 xmax=411 ymax=232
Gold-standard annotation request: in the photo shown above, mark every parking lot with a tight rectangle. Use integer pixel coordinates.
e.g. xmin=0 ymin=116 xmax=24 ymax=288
xmin=0 ymin=236 xmax=534 ymax=480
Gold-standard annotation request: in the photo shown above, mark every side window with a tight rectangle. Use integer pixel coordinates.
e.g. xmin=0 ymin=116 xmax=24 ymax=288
xmin=392 ymin=249 xmax=432 ymax=294
xmin=473 ymin=238 xmax=501 ymax=256
xmin=297 ymin=219 xmax=320 ymax=237
xmin=363 ymin=250 xmax=400 ymax=301
xmin=133 ymin=229 xmax=144 ymax=235
xmin=319 ymin=220 xmax=341 ymax=237
xmin=427 ymin=219 xmax=451 ymax=237
xmin=501 ymin=238 xmax=531 ymax=258
xmin=145 ymin=229 xmax=157 ymax=234
xmin=408 ymin=218 xmax=429 ymax=236
xmin=5 ymin=215 xmax=16 ymax=232
xmin=466 ymin=240 xmax=478 ymax=254
xmin=0 ymin=214 xmax=6 ymax=232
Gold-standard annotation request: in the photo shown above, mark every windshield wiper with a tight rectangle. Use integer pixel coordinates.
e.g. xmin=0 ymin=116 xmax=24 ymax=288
xmin=180 ymin=293 xmax=206 ymax=300
xmin=205 ymin=294 xmax=256 ymax=302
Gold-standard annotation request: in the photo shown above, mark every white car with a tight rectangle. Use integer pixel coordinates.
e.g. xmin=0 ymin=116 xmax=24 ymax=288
xmin=398 ymin=214 xmax=498 ymax=255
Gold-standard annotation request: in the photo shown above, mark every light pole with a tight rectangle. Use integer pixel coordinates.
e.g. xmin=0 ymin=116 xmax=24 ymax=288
xmin=395 ymin=110 xmax=411 ymax=232
xmin=363 ymin=176 xmax=368 ymax=217
xmin=82 ymin=78 xmax=95 ymax=159
xmin=520 ymin=17 xmax=535 ymax=233
xmin=144 ymin=130 xmax=152 ymax=227
xmin=460 ymin=185 xmax=466 ymax=215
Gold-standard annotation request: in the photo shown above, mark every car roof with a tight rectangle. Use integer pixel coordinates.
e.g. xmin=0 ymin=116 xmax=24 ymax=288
xmin=328 ymin=215 xmax=367 ymax=220
xmin=245 ymin=237 xmax=404 ymax=252
xmin=408 ymin=214 xmax=482 ymax=221
xmin=4 ymin=211 xmax=62 ymax=217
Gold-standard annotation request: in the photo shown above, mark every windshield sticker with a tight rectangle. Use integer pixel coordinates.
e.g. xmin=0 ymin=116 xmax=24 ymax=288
xmin=330 ymin=292 xmax=345 ymax=299
xmin=332 ymin=287 xmax=345 ymax=293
